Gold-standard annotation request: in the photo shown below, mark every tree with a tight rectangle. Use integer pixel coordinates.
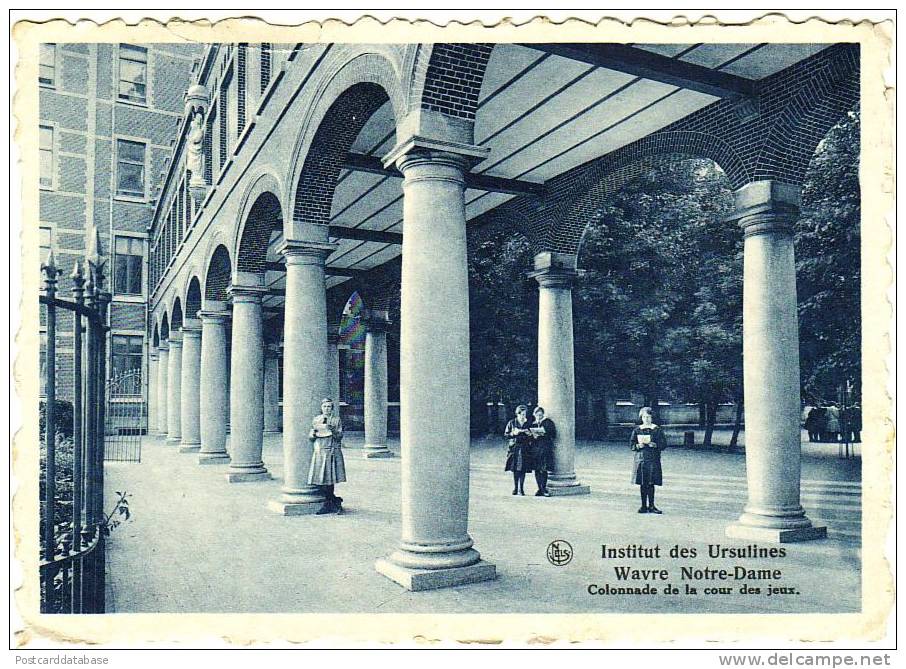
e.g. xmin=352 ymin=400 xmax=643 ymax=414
xmin=796 ymin=110 xmax=861 ymax=402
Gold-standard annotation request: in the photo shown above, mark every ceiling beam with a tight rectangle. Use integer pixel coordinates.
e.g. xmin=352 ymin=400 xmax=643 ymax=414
xmin=344 ymin=152 xmax=545 ymax=196
xmin=328 ymin=225 xmax=402 ymax=245
xmin=265 ymin=262 xmax=367 ymax=280
xmin=518 ymin=43 xmax=756 ymax=99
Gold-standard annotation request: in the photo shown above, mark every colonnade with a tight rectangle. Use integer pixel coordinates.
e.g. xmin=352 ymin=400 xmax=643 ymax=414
xmin=146 ymin=159 xmax=823 ymax=593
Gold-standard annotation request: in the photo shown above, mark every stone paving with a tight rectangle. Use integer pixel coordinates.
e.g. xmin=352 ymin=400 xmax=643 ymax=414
xmin=104 ymin=433 xmax=861 ymax=614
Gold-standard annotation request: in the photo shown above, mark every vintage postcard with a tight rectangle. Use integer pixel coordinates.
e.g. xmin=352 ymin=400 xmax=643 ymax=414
xmin=10 ymin=11 xmax=895 ymax=648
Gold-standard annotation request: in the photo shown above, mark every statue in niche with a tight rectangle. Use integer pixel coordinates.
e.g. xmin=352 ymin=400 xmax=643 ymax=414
xmin=186 ymin=109 xmax=205 ymax=186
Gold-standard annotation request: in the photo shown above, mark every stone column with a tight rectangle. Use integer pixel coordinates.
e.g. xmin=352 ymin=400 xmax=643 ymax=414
xmin=263 ymin=344 xmax=281 ymax=434
xmin=226 ymin=280 xmax=270 ymax=482
xmin=147 ymin=350 xmax=159 ymax=436
xmin=269 ymin=238 xmax=335 ymax=515
xmin=156 ymin=343 xmax=169 ymax=435
xmin=178 ymin=319 xmax=202 ymax=452
xmin=529 ymin=252 xmax=590 ymax=496
xmin=363 ymin=309 xmax=393 ymax=458
xmin=375 ymin=138 xmax=495 ymax=591
xmin=327 ymin=323 xmax=341 ymax=407
xmin=198 ymin=307 xmax=230 ymax=464
xmin=166 ymin=334 xmax=183 ymax=446
xmin=725 ymin=181 xmax=826 ymax=542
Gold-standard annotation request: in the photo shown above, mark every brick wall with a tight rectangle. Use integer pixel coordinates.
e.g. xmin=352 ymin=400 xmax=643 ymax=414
xmin=38 ymin=42 xmax=200 ymax=395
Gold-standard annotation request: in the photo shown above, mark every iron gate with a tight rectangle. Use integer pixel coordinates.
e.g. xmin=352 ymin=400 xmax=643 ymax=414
xmin=104 ymin=369 xmax=144 ymax=462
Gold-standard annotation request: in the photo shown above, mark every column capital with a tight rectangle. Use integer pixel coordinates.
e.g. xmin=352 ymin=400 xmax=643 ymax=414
xmin=382 ymin=135 xmax=489 ymax=175
xmin=198 ymin=309 xmax=230 ymax=323
xmin=182 ymin=318 xmax=202 ymax=337
xmin=168 ymin=335 xmax=183 ymax=348
xmin=278 ymin=238 xmax=338 ymax=265
xmin=726 ymin=180 xmax=801 ymax=238
xmin=158 ymin=341 xmax=169 ymax=352
xmin=228 ymin=284 xmax=267 ymax=303
xmin=528 ymin=252 xmax=579 ymax=289
xmin=149 ymin=350 xmax=159 ymax=361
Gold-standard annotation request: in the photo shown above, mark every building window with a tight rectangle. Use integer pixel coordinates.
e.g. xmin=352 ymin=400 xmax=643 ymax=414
xmin=39 ymin=227 xmax=52 ymax=268
xmin=39 ymin=44 xmax=55 ymax=88
xmin=114 ymin=236 xmax=143 ymax=295
xmin=115 ymin=139 xmax=146 ymax=198
xmin=260 ymin=43 xmax=271 ymax=93
xmin=111 ymin=335 xmax=144 ymax=379
xmin=117 ymin=44 xmax=148 ymax=104
xmin=39 ymin=125 xmax=54 ymax=189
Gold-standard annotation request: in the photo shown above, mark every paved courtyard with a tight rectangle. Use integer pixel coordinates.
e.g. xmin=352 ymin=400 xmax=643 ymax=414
xmin=104 ymin=432 xmax=861 ymax=614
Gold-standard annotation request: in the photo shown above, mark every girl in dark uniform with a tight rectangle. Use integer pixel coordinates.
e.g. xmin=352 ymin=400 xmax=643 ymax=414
xmin=530 ymin=406 xmax=556 ymax=497
xmin=630 ymin=406 xmax=666 ymax=514
xmin=504 ymin=405 xmax=534 ymax=495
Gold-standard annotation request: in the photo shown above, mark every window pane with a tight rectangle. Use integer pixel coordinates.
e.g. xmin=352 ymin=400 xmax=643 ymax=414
xmin=114 ymin=256 xmax=129 ymax=293
xmin=128 ymin=255 xmax=143 ymax=294
xmin=129 ymin=337 xmax=144 ymax=355
xmin=117 ymin=162 xmax=144 ymax=196
xmin=39 ymin=126 xmax=53 ymax=149
xmin=117 ymin=140 xmax=145 ymax=163
xmin=40 ymin=150 xmax=53 ymax=186
xmin=40 ymin=44 xmax=55 ymax=66
xmin=119 ymin=59 xmax=146 ymax=83
xmin=120 ymin=44 xmax=147 ymax=62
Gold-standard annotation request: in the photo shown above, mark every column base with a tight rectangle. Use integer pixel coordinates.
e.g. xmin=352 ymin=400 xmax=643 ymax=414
xmin=263 ymin=428 xmax=281 ymax=434
xmin=166 ymin=437 xmax=182 ymax=446
xmin=267 ymin=499 xmax=328 ymax=516
xmin=726 ymin=523 xmax=827 ymax=543
xmin=375 ymin=558 xmax=496 ymax=592
xmin=225 ymin=468 xmax=270 ymax=483
xmin=178 ymin=443 xmax=201 ymax=453
xmin=198 ymin=453 xmax=230 ymax=465
xmin=547 ymin=483 xmax=590 ymax=496
xmin=363 ymin=447 xmax=394 ymax=459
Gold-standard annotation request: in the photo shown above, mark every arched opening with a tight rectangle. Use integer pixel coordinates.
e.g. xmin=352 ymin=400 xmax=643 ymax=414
xmin=237 ymin=191 xmax=282 ymax=275
xmin=152 ymin=323 xmax=160 ymax=349
xmin=170 ymin=297 xmax=184 ymax=333
xmin=573 ymin=156 xmax=738 ymax=447
xmin=185 ymin=277 xmax=202 ymax=322
xmin=159 ymin=313 xmax=170 ymax=342
xmin=204 ymin=244 xmax=232 ymax=302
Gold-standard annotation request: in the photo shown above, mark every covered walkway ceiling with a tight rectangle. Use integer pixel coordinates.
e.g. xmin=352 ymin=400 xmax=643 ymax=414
xmin=262 ymin=42 xmax=828 ymax=310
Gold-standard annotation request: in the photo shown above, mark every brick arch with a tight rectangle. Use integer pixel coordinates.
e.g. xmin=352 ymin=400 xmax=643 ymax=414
xmin=406 ymin=43 xmax=494 ymax=122
xmin=290 ymin=82 xmax=390 ymax=230
xmin=185 ymin=276 xmax=202 ymax=320
xmin=284 ymin=50 xmax=404 ymax=237
xmin=204 ymin=244 xmax=232 ymax=302
xmin=170 ymin=297 xmax=184 ymax=331
xmin=160 ymin=312 xmax=170 ymax=342
xmin=754 ymin=70 xmax=860 ymax=185
xmin=539 ymin=132 xmax=745 ymax=255
xmin=234 ymin=170 xmax=284 ymax=275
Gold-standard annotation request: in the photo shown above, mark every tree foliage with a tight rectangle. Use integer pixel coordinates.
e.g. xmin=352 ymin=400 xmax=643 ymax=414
xmin=466 ymin=111 xmax=860 ymax=431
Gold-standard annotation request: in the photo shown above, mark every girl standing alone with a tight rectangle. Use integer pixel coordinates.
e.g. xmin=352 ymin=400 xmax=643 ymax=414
xmin=630 ymin=406 xmax=666 ymax=514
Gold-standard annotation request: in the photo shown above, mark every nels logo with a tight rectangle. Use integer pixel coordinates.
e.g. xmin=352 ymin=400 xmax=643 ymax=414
xmin=546 ymin=540 xmax=573 ymax=566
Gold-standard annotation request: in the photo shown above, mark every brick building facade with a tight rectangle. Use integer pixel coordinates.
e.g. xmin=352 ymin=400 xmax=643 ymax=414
xmin=39 ymin=42 xmax=202 ymax=400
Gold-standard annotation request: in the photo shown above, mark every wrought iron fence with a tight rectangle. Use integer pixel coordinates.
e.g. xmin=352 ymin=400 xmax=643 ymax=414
xmin=105 ymin=368 xmax=144 ymax=462
xmin=39 ymin=233 xmax=110 ymax=614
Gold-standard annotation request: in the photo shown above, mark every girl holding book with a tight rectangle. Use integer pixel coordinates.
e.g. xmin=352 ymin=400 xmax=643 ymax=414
xmin=308 ymin=398 xmax=346 ymax=514
xmin=630 ymin=406 xmax=666 ymax=514
xmin=504 ymin=405 xmax=534 ymax=495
